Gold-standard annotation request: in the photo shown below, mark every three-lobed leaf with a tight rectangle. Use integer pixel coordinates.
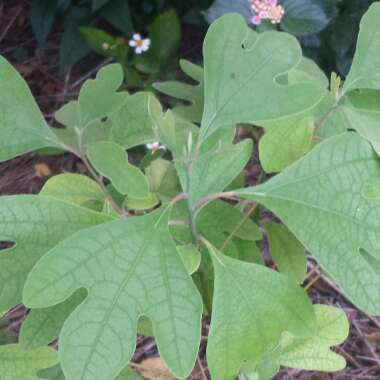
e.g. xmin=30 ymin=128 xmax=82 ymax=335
xmin=24 ymin=210 xmax=203 ymax=380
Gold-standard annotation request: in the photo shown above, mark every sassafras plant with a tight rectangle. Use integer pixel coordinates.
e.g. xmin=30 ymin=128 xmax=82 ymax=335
xmin=1 ymin=3 xmax=380 ymax=380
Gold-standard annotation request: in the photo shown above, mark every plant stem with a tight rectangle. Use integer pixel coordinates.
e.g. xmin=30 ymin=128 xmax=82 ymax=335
xmin=184 ymin=139 xmax=202 ymax=244
xmin=220 ymin=203 xmax=258 ymax=252
xmin=195 ymin=191 xmax=237 ymax=210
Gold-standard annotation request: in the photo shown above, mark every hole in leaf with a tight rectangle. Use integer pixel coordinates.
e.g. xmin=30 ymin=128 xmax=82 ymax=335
xmin=101 ymin=116 xmax=108 ymax=123
xmin=0 ymin=241 xmax=16 ymax=252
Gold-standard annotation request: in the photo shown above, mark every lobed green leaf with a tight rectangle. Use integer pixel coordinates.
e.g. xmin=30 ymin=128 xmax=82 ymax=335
xmin=24 ymin=210 xmax=203 ymax=380
xmin=205 ymin=244 xmax=315 ymax=380
xmin=235 ymin=133 xmax=380 ymax=314
xmin=0 ymin=195 xmax=111 ymax=311
xmin=200 ymin=14 xmax=326 ymax=140
xmin=0 ymin=56 xmax=60 ymax=162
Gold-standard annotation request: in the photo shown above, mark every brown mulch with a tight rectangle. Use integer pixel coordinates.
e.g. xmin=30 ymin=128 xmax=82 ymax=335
xmin=1 ymin=2 xmax=380 ymax=379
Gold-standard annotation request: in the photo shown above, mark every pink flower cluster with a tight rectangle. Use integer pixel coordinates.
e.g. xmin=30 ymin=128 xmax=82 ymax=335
xmin=250 ymin=0 xmax=285 ymax=26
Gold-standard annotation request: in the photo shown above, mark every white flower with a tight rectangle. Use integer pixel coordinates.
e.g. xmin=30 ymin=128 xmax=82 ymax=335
xmin=129 ymin=33 xmax=151 ymax=54
xmin=146 ymin=142 xmax=165 ymax=151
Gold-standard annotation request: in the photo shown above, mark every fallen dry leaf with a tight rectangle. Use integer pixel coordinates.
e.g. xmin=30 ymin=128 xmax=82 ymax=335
xmin=33 ymin=163 xmax=52 ymax=178
xmin=138 ymin=357 xmax=175 ymax=380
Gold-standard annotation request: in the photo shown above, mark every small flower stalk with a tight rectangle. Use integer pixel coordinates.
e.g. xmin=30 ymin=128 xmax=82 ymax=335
xmin=129 ymin=33 xmax=151 ymax=54
xmin=250 ymin=0 xmax=285 ymax=26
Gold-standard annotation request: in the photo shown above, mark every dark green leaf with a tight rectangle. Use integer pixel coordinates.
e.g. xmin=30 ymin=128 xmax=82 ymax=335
xmin=204 ymin=0 xmax=251 ymax=24
xmin=134 ymin=9 xmax=181 ymax=74
xmin=59 ymin=6 xmax=92 ymax=73
xmin=92 ymin=0 xmax=111 ymax=12
xmin=281 ymin=0 xmax=336 ymax=37
xmin=101 ymin=0 xmax=134 ymax=36
xmin=31 ymin=0 xmax=58 ymax=45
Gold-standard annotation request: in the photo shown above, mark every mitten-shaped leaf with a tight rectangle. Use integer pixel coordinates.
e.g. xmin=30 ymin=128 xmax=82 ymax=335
xmin=343 ymin=3 xmax=380 ymax=92
xmin=87 ymin=141 xmax=149 ymax=197
xmin=0 ymin=196 xmax=110 ymax=311
xmin=205 ymin=244 xmax=315 ymax=380
xmin=55 ymin=64 xmax=126 ymax=131
xmin=24 ymin=210 xmax=203 ymax=380
xmin=77 ymin=63 xmax=127 ymax=128
xmin=235 ymin=133 xmax=380 ymax=314
xmin=0 ymin=56 xmax=60 ymax=161
xmin=200 ymin=14 xmax=325 ymax=140
xmin=53 ymin=64 xmax=127 ymax=151
xmin=0 ymin=344 xmax=57 ymax=380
